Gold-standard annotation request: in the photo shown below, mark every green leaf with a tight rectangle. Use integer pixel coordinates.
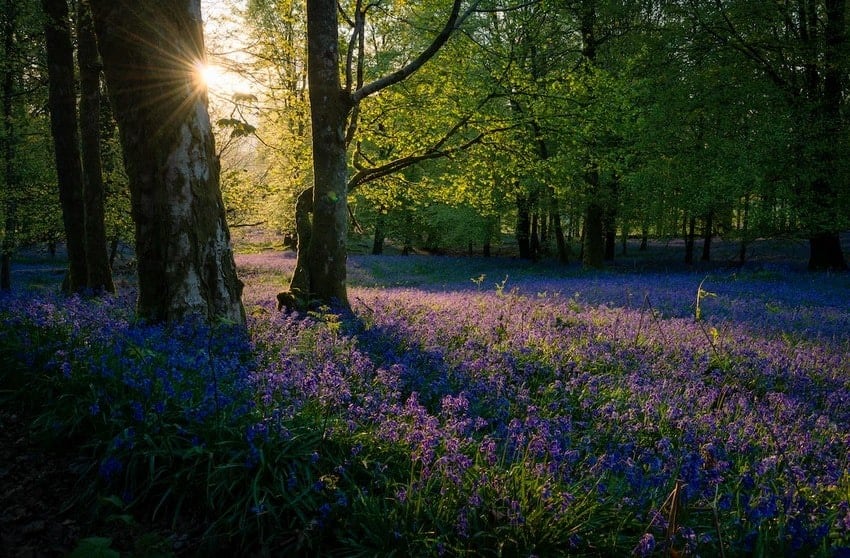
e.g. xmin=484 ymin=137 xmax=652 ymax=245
xmin=68 ymin=537 xmax=121 ymax=558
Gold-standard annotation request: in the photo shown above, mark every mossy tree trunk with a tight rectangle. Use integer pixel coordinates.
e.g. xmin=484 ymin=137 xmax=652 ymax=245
xmin=288 ymin=186 xmax=313 ymax=299
xmin=305 ymin=0 xmax=352 ymax=307
xmin=42 ymin=0 xmax=88 ymax=293
xmin=89 ymin=0 xmax=245 ymax=325
xmin=77 ymin=0 xmax=114 ymax=293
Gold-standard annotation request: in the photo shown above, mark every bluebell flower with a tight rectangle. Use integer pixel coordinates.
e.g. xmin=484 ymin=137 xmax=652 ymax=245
xmin=632 ymin=533 xmax=655 ymax=557
xmin=98 ymin=456 xmax=123 ymax=482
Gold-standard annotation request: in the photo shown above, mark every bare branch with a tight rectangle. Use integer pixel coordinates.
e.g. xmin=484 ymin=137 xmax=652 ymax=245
xmin=337 ymin=1 xmax=354 ymax=26
xmin=471 ymin=0 xmax=539 ymax=13
xmin=352 ymin=0 xmax=482 ymax=102
xmin=688 ymin=0 xmax=792 ymax=92
xmin=344 ymin=0 xmax=363 ymax=92
xmin=347 ymin=122 xmax=518 ymax=192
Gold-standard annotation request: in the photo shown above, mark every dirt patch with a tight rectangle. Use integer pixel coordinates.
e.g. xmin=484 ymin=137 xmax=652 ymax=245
xmin=0 ymin=406 xmax=82 ymax=557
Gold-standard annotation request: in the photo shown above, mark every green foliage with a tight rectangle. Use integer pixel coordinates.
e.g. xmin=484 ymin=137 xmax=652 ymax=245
xmin=68 ymin=537 xmax=121 ymax=558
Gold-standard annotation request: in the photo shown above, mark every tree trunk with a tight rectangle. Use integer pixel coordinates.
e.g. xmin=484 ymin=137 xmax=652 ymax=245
xmin=305 ymin=0 xmax=352 ymax=306
xmin=552 ymin=209 xmax=569 ymax=265
xmin=578 ymin=2 xmax=605 ymax=271
xmin=288 ymin=187 xmax=313 ymax=297
xmin=0 ymin=253 xmax=9 ymax=290
xmin=109 ymin=237 xmax=119 ymax=266
xmin=604 ymin=226 xmax=616 ymax=261
xmin=77 ymin=0 xmax=114 ymax=293
xmin=89 ymin=0 xmax=245 ymax=324
xmin=603 ymin=174 xmax=619 ymax=262
xmin=402 ymin=211 xmax=413 ymax=256
xmin=1 ymin=0 xmax=16 ymax=291
xmin=539 ymin=210 xmax=549 ymax=247
xmin=277 ymin=187 xmax=313 ymax=311
xmin=701 ymin=209 xmax=713 ymax=262
xmin=483 ymin=214 xmax=496 ymax=257
xmin=739 ymin=193 xmax=750 ymax=265
xmin=804 ymin=0 xmax=847 ymax=270
xmin=372 ymin=207 xmax=385 ymax=255
xmin=583 ymin=203 xmax=605 ymax=269
xmin=684 ymin=214 xmax=696 ymax=265
xmin=582 ymin=169 xmax=604 ymax=269
xmin=640 ymin=223 xmax=648 ymax=251
xmin=529 ymin=210 xmax=540 ymax=261
xmin=809 ymin=233 xmax=847 ymax=271
xmin=42 ymin=0 xmax=88 ymax=293
xmin=516 ymin=192 xmax=531 ymax=259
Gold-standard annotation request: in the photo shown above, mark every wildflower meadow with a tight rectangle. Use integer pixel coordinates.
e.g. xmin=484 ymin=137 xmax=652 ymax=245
xmin=2 ymin=250 xmax=849 ymax=557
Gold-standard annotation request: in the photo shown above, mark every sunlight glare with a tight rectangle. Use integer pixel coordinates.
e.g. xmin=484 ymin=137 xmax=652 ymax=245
xmin=196 ymin=62 xmax=225 ymax=91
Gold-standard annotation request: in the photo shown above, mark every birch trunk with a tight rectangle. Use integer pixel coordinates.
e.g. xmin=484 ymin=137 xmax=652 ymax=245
xmin=89 ymin=0 xmax=245 ymax=324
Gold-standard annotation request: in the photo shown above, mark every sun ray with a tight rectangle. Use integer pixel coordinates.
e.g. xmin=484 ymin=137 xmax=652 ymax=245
xmin=196 ymin=62 xmax=223 ymax=90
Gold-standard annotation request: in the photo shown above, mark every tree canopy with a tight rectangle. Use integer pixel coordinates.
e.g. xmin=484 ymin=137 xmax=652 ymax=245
xmin=1 ymin=0 xmax=847 ymax=314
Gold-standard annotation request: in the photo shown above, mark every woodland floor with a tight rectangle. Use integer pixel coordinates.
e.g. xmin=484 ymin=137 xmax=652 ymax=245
xmin=0 ymin=403 xmax=81 ymax=558
xmin=1 ymin=233 xmax=848 ymax=557
xmin=0 ymin=401 xmax=194 ymax=557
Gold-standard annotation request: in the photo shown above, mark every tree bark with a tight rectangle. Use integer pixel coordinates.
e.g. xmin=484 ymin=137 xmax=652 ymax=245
xmin=305 ymin=0 xmax=352 ymax=306
xmin=809 ymin=233 xmax=846 ymax=271
xmin=551 ymin=207 xmax=569 ymax=265
xmin=738 ymin=193 xmax=750 ymax=265
xmin=701 ymin=209 xmax=713 ymax=262
xmin=42 ymin=0 xmax=88 ymax=293
xmin=288 ymin=187 xmax=313 ymax=298
xmin=529 ymin=210 xmax=540 ymax=261
xmin=1 ymin=0 xmax=16 ymax=291
xmin=578 ymin=2 xmax=606 ymax=271
xmin=805 ymin=0 xmax=847 ymax=271
xmin=603 ymin=173 xmax=619 ymax=261
xmin=604 ymin=225 xmax=616 ymax=261
xmin=483 ymin=214 xmax=496 ymax=257
xmin=372 ymin=207 xmax=386 ymax=255
xmin=89 ymin=0 xmax=245 ymax=324
xmin=583 ymin=201 xmax=605 ymax=269
xmin=684 ymin=214 xmax=696 ymax=265
xmin=516 ymin=192 xmax=532 ymax=259
xmin=582 ymin=167 xmax=604 ymax=269
xmin=77 ymin=0 xmax=114 ymax=293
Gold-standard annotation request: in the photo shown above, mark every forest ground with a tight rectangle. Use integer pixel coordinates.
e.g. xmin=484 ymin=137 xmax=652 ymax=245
xmin=1 ymin=233 xmax=847 ymax=557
